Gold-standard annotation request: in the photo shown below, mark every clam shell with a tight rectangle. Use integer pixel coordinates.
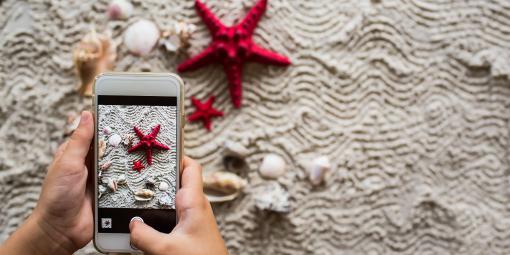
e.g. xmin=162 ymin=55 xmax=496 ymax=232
xmin=203 ymin=171 xmax=247 ymax=203
xmin=259 ymin=154 xmax=286 ymax=179
xmin=72 ymin=29 xmax=116 ymax=96
xmin=108 ymin=133 xmax=122 ymax=147
xmin=100 ymin=161 xmax=112 ymax=171
xmin=134 ymin=189 xmax=155 ymax=201
xmin=124 ymin=19 xmax=160 ymax=56
xmin=107 ymin=0 xmax=133 ymax=20
xmin=103 ymin=126 xmax=112 ymax=135
xmin=159 ymin=181 xmax=169 ymax=191
xmin=98 ymin=139 xmax=106 ymax=158
xmin=253 ymin=182 xmax=291 ymax=213
xmin=309 ymin=156 xmax=331 ymax=186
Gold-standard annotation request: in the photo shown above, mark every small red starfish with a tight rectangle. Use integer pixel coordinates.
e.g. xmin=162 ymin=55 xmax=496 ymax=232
xmin=128 ymin=124 xmax=170 ymax=165
xmin=178 ymin=0 xmax=291 ymax=108
xmin=188 ymin=96 xmax=224 ymax=131
xmin=132 ymin=160 xmax=145 ymax=173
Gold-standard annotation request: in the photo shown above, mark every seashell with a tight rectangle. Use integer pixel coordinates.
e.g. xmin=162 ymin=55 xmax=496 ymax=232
xmin=108 ymin=133 xmax=122 ymax=147
xmin=100 ymin=161 xmax=112 ymax=171
xmin=134 ymin=189 xmax=155 ymax=201
xmin=309 ymin=156 xmax=331 ymax=186
xmin=160 ymin=21 xmax=197 ymax=53
xmin=223 ymin=140 xmax=249 ymax=158
xmin=107 ymin=179 xmax=118 ymax=192
xmin=73 ymin=29 xmax=116 ymax=96
xmin=98 ymin=139 xmax=106 ymax=158
xmin=107 ymin=0 xmax=133 ymax=20
xmin=98 ymin=185 xmax=107 ymax=198
xmin=101 ymin=177 xmax=109 ymax=185
xmin=158 ymin=195 xmax=174 ymax=208
xmin=259 ymin=154 xmax=286 ymax=179
xmin=103 ymin=126 xmax=112 ymax=135
xmin=253 ymin=182 xmax=291 ymax=213
xmin=203 ymin=171 xmax=247 ymax=203
xmin=122 ymin=133 xmax=135 ymax=146
xmin=158 ymin=181 xmax=169 ymax=191
xmin=65 ymin=113 xmax=81 ymax=135
xmin=117 ymin=174 xmax=126 ymax=185
xmin=124 ymin=19 xmax=160 ymax=56
xmin=146 ymin=177 xmax=156 ymax=189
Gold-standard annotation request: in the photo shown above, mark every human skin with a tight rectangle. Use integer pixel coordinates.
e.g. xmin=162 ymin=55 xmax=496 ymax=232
xmin=0 ymin=111 xmax=228 ymax=255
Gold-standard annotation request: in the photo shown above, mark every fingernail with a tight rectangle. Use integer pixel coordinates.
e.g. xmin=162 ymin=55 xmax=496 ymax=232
xmin=129 ymin=216 xmax=143 ymax=229
xmin=80 ymin=111 xmax=90 ymax=124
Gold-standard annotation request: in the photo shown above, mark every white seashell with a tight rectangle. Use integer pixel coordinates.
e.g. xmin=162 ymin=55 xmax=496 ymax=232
xmin=259 ymin=154 xmax=286 ymax=179
xmin=124 ymin=20 xmax=160 ymax=56
xmin=117 ymin=174 xmax=126 ymax=185
xmin=161 ymin=34 xmax=181 ymax=52
xmin=100 ymin=161 xmax=112 ymax=171
xmin=107 ymin=0 xmax=133 ymax=20
xmin=101 ymin=177 xmax=109 ymax=185
xmin=158 ymin=195 xmax=174 ymax=208
xmin=309 ymin=156 xmax=331 ymax=186
xmin=98 ymin=185 xmax=107 ymax=198
xmin=107 ymin=179 xmax=118 ymax=192
xmin=160 ymin=21 xmax=197 ymax=53
xmin=98 ymin=139 xmax=106 ymax=158
xmin=253 ymin=182 xmax=291 ymax=213
xmin=134 ymin=189 xmax=155 ymax=201
xmin=158 ymin=181 xmax=169 ymax=191
xmin=223 ymin=140 xmax=249 ymax=158
xmin=103 ymin=126 xmax=112 ymax=135
xmin=108 ymin=133 xmax=122 ymax=147
xmin=146 ymin=177 xmax=156 ymax=188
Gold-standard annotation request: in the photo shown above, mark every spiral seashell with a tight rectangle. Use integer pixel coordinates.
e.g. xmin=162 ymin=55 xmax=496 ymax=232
xmin=72 ymin=29 xmax=116 ymax=96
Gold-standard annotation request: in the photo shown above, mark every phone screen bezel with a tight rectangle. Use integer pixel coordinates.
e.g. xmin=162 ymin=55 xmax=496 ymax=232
xmin=92 ymin=73 xmax=183 ymax=253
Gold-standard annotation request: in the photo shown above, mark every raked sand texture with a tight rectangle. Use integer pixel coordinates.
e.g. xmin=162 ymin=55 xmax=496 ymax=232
xmin=1 ymin=0 xmax=510 ymax=254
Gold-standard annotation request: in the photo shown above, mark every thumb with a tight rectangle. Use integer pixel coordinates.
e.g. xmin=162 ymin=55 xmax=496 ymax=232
xmin=129 ymin=219 xmax=170 ymax=254
xmin=61 ymin=111 xmax=94 ymax=162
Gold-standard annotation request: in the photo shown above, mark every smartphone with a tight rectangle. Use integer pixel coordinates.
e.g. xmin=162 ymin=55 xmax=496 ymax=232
xmin=93 ymin=73 xmax=184 ymax=253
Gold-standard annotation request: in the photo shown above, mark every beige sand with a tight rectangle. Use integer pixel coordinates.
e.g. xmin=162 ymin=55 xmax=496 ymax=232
xmin=1 ymin=0 xmax=510 ymax=254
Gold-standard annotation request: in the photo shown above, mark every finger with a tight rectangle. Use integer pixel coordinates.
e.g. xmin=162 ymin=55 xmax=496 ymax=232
xmin=61 ymin=111 xmax=94 ymax=163
xmin=181 ymin=156 xmax=203 ymax=191
xmin=54 ymin=141 xmax=68 ymax=160
xmin=129 ymin=219 xmax=170 ymax=254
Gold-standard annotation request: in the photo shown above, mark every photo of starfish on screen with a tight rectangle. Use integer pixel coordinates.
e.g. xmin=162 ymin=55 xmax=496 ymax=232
xmin=97 ymin=104 xmax=177 ymax=209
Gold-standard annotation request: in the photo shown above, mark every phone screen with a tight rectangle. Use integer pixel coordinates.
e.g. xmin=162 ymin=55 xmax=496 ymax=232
xmin=96 ymin=95 xmax=177 ymax=234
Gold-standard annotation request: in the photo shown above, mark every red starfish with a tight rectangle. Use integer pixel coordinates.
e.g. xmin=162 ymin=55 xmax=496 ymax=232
xmin=128 ymin=124 xmax=170 ymax=165
xmin=132 ymin=160 xmax=145 ymax=173
xmin=178 ymin=0 xmax=291 ymax=108
xmin=188 ymin=96 xmax=224 ymax=131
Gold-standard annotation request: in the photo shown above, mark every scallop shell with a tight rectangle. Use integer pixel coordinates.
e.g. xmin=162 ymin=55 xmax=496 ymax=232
xmin=107 ymin=0 xmax=133 ymax=20
xmin=108 ymin=133 xmax=122 ymax=147
xmin=253 ymin=182 xmax=291 ymax=213
xmin=98 ymin=139 xmax=107 ymax=159
xmin=117 ymin=174 xmax=126 ymax=185
xmin=159 ymin=181 xmax=169 ymax=191
xmin=124 ymin=20 xmax=160 ymax=56
xmin=134 ymin=189 xmax=155 ymax=201
xmin=203 ymin=171 xmax=247 ymax=203
xmin=100 ymin=161 xmax=112 ymax=171
xmin=107 ymin=179 xmax=118 ymax=192
xmin=73 ymin=29 xmax=116 ymax=96
xmin=309 ymin=156 xmax=331 ymax=186
xmin=259 ymin=154 xmax=286 ymax=179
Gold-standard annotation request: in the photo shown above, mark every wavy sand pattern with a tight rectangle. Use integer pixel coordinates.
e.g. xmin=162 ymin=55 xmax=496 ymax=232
xmin=1 ymin=0 xmax=510 ymax=254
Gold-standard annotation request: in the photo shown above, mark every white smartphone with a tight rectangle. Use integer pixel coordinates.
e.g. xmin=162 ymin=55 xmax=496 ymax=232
xmin=92 ymin=73 xmax=184 ymax=253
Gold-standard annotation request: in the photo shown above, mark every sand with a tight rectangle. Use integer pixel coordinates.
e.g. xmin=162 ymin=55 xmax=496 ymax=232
xmin=1 ymin=0 xmax=510 ymax=254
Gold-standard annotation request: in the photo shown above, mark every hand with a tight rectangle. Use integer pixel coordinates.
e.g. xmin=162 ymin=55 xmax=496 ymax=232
xmin=129 ymin=156 xmax=228 ymax=255
xmin=0 ymin=111 xmax=95 ymax=255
